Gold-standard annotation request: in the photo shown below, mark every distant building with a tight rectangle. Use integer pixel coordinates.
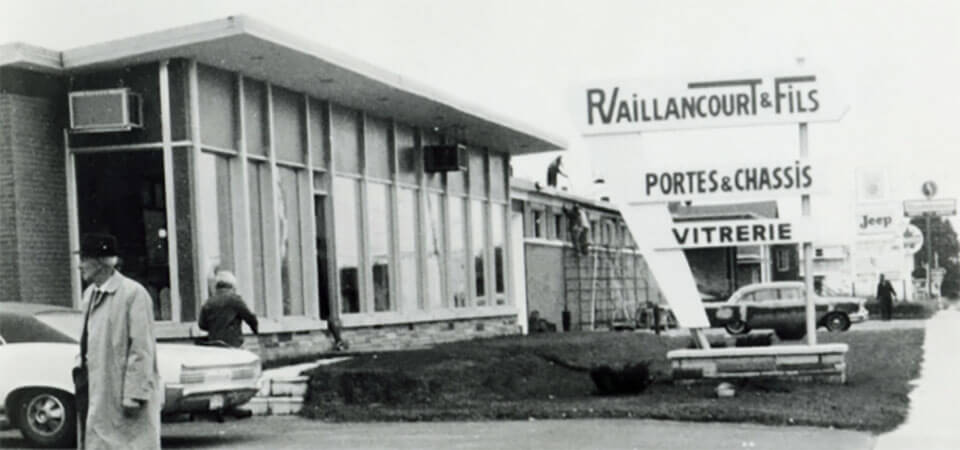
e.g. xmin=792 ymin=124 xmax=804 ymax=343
xmin=511 ymin=179 xmax=665 ymax=332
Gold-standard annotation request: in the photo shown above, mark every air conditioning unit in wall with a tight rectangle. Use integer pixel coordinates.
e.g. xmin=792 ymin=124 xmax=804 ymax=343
xmin=68 ymin=88 xmax=143 ymax=133
xmin=423 ymin=143 xmax=467 ymax=172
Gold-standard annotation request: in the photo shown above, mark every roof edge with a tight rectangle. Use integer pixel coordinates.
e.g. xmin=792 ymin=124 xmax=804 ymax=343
xmin=61 ymin=15 xmax=246 ymax=69
xmin=0 ymin=42 xmax=63 ymax=73
xmin=57 ymin=15 xmax=566 ymax=152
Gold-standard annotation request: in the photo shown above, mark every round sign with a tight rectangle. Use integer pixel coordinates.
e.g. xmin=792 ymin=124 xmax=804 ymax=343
xmin=903 ymin=224 xmax=924 ymax=254
xmin=922 ymin=180 xmax=938 ymax=199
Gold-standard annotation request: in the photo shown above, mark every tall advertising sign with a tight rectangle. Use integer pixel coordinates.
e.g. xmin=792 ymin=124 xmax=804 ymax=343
xmin=575 ymin=70 xmax=845 ymax=335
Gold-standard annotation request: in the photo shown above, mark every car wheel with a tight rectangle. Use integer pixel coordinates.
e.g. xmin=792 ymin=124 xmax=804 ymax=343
xmin=774 ymin=326 xmax=807 ymax=341
xmin=824 ymin=313 xmax=851 ymax=332
xmin=16 ymin=389 xmax=76 ymax=448
xmin=724 ymin=320 xmax=750 ymax=335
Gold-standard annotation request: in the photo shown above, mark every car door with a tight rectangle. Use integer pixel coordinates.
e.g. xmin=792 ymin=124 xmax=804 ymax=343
xmin=777 ymin=286 xmax=807 ymax=328
xmin=745 ymin=287 xmax=780 ymax=329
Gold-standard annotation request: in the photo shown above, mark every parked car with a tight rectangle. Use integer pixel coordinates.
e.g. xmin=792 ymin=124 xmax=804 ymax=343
xmin=0 ymin=302 xmax=262 ymax=448
xmin=703 ymin=281 xmax=868 ymax=340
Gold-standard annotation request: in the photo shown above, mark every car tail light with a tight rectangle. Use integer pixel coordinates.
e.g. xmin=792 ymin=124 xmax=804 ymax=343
xmin=180 ymin=362 xmax=261 ymax=384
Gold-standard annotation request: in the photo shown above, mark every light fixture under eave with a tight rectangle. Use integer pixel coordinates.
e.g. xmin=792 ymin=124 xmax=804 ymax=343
xmin=316 ymin=77 xmax=335 ymax=84
xmin=249 ymin=55 xmax=264 ymax=62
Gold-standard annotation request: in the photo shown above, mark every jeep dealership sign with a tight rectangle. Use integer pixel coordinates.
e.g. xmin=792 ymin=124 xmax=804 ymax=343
xmin=574 ymin=73 xmax=846 ymax=135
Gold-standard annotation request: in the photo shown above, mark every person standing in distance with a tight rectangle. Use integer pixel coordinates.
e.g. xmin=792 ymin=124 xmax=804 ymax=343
xmin=76 ymin=233 xmax=161 ymax=449
xmin=199 ymin=270 xmax=259 ymax=347
xmin=876 ymin=274 xmax=897 ymax=321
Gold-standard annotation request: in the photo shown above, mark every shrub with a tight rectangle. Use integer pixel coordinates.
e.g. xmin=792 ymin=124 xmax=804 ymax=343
xmin=589 ymin=362 xmax=651 ymax=395
xmin=864 ymin=299 xmax=938 ymax=319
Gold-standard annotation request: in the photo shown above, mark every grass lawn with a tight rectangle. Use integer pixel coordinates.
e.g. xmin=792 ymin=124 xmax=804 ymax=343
xmin=301 ymin=327 xmax=924 ymax=433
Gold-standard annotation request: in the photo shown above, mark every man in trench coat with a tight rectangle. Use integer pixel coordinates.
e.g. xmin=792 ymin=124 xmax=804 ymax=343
xmin=76 ymin=234 xmax=161 ymax=449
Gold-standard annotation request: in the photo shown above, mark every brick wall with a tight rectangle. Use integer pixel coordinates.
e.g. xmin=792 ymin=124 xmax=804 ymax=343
xmin=0 ymin=92 xmax=71 ymax=305
xmin=160 ymin=316 xmax=521 ymax=364
xmin=0 ymin=95 xmax=21 ymax=300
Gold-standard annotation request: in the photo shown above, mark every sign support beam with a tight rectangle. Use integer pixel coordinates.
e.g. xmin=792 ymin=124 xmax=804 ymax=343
xmin=801 ymin=122 xmax=816 ymax=345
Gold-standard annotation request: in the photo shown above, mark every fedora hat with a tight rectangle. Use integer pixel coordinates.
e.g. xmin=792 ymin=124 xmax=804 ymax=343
xmin=79 ymin=233 xmax=119 ymax=258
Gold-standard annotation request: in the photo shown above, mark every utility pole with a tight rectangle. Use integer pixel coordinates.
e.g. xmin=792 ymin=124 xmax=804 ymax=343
xmin=926 ymin=214 xmax=933 ymax=298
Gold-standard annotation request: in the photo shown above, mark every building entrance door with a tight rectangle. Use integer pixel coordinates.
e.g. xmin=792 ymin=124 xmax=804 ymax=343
xmin=74 ymin=150 xmax=172 ymax=320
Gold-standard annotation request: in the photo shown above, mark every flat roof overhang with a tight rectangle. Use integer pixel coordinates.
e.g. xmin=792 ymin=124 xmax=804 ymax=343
xmin=0 ymin=15 xmax=565 ymax=155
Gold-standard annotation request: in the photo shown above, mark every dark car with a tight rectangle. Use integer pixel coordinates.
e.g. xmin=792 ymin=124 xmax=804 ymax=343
xmin=703 ymin=281 xmax=868 ymax=340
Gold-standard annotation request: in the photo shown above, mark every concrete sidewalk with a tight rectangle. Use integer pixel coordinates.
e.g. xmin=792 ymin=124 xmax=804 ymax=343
xmin=874 ymin=308 xmax=960 ymax=450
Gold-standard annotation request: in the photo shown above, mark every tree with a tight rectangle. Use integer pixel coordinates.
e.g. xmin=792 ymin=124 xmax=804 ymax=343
xmin=910 ymin=216 xmax=960 ymax=298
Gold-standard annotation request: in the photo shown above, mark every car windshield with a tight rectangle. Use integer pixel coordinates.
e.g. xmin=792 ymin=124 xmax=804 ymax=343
xmin=34 ymin=311 xmax=84 ymax=341
xmin=820 ymin=285 xmax=848 ymax=296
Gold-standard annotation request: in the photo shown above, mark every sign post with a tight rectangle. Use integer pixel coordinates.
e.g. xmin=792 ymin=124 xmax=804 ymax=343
xmin=800 ymin=122 xmax=816 ymax=345
xmin=903 ymin=182 xmax=955 ymax=299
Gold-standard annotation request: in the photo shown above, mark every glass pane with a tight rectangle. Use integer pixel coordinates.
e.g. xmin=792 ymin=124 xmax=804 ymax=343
xmin=315 ymin=196 xmax=331 ymax=320
xmin=422 ymin=131 xmax=443 ymax=189
xmin=75 ymin=150 xmax=172 ymax=321
xmin=448 ymin=197 xmax=468 ymax=307
xmin=469 ymin=150 xmax=486 ymax=197
xmin=273 ymin=86 xmax=306 ymax=164
xmin=331 ymin=104 xmax=360 ymax=174
xmin=243 ymin=79 xmax=268 ymax=156
xmin=447 ymin=155 xmax=467 ymax=195
xmin=398 ymin=189 xmax=419 ymax=310
xmin=198 ymin=65 xmax=237 ymax=150
xmin=489 ymin=153 xmax=506 ymax=200
xmin=365 ymin=115 xmax=391 ymax=180
xmin=198 ymin=153 xmax=235 ymax=296
xmin=425 ymin=193 xmax=445 ymax=309
xmin=279 ymin=167 xmax=304 ymax=315
xmin=492 ymin=205 xmax=506 ymax=301
xmin=396 ymin=124 xmax=417 ymax=184
xmin=308 ymin=99 xmax=327 ymax=169
xmin=334 ymin=177 xmax=362 ymax=313
xmin=248 ymin=161 xmax=267 ymax=315
xmin=471 ymin=200 xmax=487 ymax=305
xmin=368 ymin=183 xmax=392 ymax=312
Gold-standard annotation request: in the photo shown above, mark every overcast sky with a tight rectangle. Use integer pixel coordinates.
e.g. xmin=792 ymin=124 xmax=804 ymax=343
xmin=3 ymin=0 xmax=959 ymax=238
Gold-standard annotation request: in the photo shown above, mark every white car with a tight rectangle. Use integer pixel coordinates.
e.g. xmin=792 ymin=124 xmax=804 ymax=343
xmin=0 ymin=302 xmax=262 ymax=448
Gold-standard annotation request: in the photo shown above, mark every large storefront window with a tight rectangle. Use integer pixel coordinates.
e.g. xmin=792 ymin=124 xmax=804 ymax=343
xmin=425 ymin=193 xmax=445 ymax=309
xmin=397 ymin=188 xmax=420 ymax=311
xmin=448 ymin=197 xmax=468 ymax=307
xmin=248 ymin=161 xmax=268 ymax=315
xmin=368 ymin=182 xmax=392 ymax=311
xmin=471 ymin=200 xmax=487 ymax=306
xmin=335 ymin=177 xmax=362 ymax=313
xmin=198 ymin=153 xmax=235 ymax=295
xmin=279 ymin=167 xmax=304 ymax=316
xmin=75 ymin=150 xmax=172 ymax=320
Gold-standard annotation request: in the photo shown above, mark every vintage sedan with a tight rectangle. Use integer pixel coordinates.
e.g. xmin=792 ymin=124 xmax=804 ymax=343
xmin=0 ymin=302 xmax=261 ymax=448
xmin=703 ymin=281 xmax=868 ymax=340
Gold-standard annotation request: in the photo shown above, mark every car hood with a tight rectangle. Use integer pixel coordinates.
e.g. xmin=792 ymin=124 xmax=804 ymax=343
xmin=157 ymin=343 xmax=260 ymax=368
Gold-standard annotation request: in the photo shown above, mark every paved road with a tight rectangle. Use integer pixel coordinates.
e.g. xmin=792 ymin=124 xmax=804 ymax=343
xmin=1 ymin=416 xmax=875 ymax=450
